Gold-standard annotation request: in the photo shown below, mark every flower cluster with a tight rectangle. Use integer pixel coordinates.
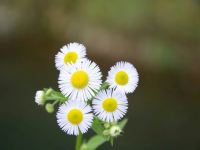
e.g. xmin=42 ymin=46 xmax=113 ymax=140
xmin=34 ymin=42 xmax=139 ymax=148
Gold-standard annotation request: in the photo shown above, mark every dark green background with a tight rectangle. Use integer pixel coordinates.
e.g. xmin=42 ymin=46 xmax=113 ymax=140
xmin=0 ymin=0 xmax=200 ymax=150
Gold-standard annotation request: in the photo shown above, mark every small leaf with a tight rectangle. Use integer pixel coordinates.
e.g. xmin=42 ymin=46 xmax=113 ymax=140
xmin=118 ymin=118 xmax=128 ymax=130
xmin=44 ymin=88 xmax=67 ymax=102
xmin=91 ymin=117 xmax=104 ymax=135
xmin=80 ymin=135 xmax=107 ymax=150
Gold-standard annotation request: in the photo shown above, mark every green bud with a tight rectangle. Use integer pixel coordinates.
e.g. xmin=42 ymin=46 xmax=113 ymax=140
xmin=104 ymin=123 xmax=110 ymax=129
xmin=45 ymin=104 xmax=54 ymax=113
xmin=45 ymin=88 xmax=53 ymax=96
xmin=80 ymin=144 xmax=88 ymax=150
xmin=103 ymin=129 xmax=110 ymax=136
xmin=109 ymin=126 xmax=122 ymax=137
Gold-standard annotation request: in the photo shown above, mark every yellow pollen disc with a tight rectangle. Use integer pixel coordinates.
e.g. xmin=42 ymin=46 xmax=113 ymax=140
xmin=67 ymin=109 xmax=83 ymax=125
xmin=71 ymin=71 xmax=89 ymax=89
xmin=102 ymin=98 xmax=118 ymax=112
xmin=115 ymin=71 xmax=129 ymax=85
xmin=64 ymin=52 xmax=78 ymax=64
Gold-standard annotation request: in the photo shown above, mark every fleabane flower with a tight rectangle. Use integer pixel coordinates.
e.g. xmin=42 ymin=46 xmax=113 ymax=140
xmin=35 ymin=90 xmax=45 ymax=105
xmin=58 ymin=59 xmax=102 ymax=101
xmin=107 ymin=61 xmax=139 ymax=94
xmin=56 ymin=100 xmax=93 ymax=135
xmin=55 ymin=42 xmax=86 ymax=70
xmin=92 ymin=89 xmax=128 ymax=122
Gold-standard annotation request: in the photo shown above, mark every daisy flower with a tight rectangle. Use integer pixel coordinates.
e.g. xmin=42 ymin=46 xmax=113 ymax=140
xmin=55 ymin=42 xmax=86 ymax=70
xmin=35 ymin=90 xmax=45 ymax=105
xmin=56 ymin=100 xmax=93 ymax=135
xmin=92 ymin=89 xmax=128 ymax=122
xmin=58 ymin=59 xmax=102 ymax=101
xmin=107 ymin=61 xmax=139 ymax=94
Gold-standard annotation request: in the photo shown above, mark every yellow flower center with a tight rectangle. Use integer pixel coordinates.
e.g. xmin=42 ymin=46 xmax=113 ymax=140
xmin=64 ymin=52 xmax=78 ymax=64
xmin=67 ymin=109 xmax=83 ymax=125
xmin=102 ymin=98 xmax=118 ymax=112
xmin=115 ymin=71 xmax=129 ymax=85
xmin=71 ymin=71 xmax=89 ymax=89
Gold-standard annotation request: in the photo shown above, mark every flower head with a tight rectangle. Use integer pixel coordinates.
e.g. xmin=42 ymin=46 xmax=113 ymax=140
xmin=35 ymin=90 xmax=45 ymax=105
xmin=55 ymin=42 xmax=86 ymax=70
xmin=107 ymin=61 xmax=139 ymax=93
xmin=56 ymin=100 xmax=93 ymax=135
xmin=58 ymin=59 xmax=102 ymax=101
xmin=92 ymin=89 xmax=128 ymax=122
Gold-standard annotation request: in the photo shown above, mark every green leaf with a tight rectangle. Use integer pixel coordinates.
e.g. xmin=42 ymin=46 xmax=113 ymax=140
xmin=51 ymin=91 xmax=67 ymax=102
xmin=91 ymin=117 xmax=104 ymax=135
xmin=118 ymin=118 xmax=128 ymax=130
xmin=43 ymin=88 xmax=67 ymax=102
xmin=80 ymin=135 xmax=107 ymax=150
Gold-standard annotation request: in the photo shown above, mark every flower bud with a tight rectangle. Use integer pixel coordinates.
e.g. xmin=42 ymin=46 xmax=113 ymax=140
xmin=45 ymin=104 xmax=54 ymax=113
xmin=104 ymin=123 xmax=110 ymax=129
xmin=45 ymin=88 xmax=53 ymax=96
xmin=109 ymin=126 xmax=122 ymax=137
xmin=80 ymin=144 xmax=88 ymax=150
xmin=103 ymin=129 xmax=110 ymax=136
xmin=35 ymin=90 xmax=45 ymax=105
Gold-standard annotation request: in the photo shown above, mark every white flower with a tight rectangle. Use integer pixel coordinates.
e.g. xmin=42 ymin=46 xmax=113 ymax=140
xmin=35 ymin=90 xmax=45 ymax=105
xmin=55 ymin=42 xmax=86 ymax=70
xmin=58 ymin=59 xmax=102 ymax=101
xmin=107 ymin=61 xmax=139 ymax=94
xmin=56 ymin=100 xmax=93 ymax=135
xmin=92 ymin=89 xmax=128 ymax=122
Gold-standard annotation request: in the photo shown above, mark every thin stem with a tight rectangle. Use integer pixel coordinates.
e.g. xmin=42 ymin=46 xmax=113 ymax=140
xmin=75 ymin=131 xmax=82 ymax=150
xmin=52 ymin=100 xmax=59 ymax=106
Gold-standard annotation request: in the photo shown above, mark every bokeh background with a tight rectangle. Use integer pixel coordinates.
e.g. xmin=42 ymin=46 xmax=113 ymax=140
xmin=0 ymin=0 xmax=200 ymax=150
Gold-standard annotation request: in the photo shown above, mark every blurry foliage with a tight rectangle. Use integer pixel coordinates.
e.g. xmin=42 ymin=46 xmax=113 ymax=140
xmin=0 ymin=0 xmax=200 ymax=72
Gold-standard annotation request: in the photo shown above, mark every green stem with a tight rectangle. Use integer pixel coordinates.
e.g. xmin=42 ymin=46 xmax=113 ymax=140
xmin=75 ymin=132 xmax=82 ymax=150
xmin=52 ymin=100 xmax=59 ymax=106
xmin=99 ymin=82 xmax=109 ymax=91
xmin=88 ymin=82 xmax=109 ymax=104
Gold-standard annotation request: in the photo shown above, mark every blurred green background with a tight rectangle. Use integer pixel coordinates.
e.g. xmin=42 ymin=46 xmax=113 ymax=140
xmin=0 ymin=0 xmax=200 ymax=150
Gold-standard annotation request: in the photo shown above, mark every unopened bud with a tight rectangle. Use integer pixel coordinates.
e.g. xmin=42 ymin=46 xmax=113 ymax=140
xmin=45 ymin=88 xmax=53 ymax=96
xmin=104 ymin=123 xmax=110 ymax=129
xmin=103 ymin=129 xmax=110 ymax=136
xmin=35 ymin=90 xmax=45 ymax=106
xmin=80 ymin=144 xmax=88 ymax=150
xmin=45 ymin=104 xmax=54 ymax=113
xmin=109 ymin=126 xmax=122 ymax=137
